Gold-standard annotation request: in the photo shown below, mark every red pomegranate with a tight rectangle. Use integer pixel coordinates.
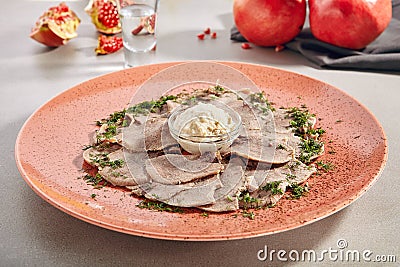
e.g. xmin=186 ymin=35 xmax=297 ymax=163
xmin=309 ymin=0 xmax=392 ymax=49
xmin=85 ymin=0 xmax=122 ymax=34
xmin=233 ymin=0 xmax=306 ymax=47
xmin=95 ymin=35 xmax=123 ymax=55
xmin=30 ymin=2 xmax=80 ymax=47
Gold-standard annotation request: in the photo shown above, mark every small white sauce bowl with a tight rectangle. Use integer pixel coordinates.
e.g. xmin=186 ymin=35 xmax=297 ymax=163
xmin=168 ymin=102 xmax=242 ymax=154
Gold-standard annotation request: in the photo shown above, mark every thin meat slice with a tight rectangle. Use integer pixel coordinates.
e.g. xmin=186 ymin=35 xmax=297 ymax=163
xmin=199 ymin=158 xmax=245 ymax=212
xmin=273 ymin=108 xmax=293 ymax=134
xmin=82 ymin=144 xmax=122 ymax=167
xmin=230 ymin=130 xmax=293 ymax=164
xmin=239 ymin=159 xmax=317 ymax=209
xmin=97 ymin=149 xmax=137 ymax=186
xmin=145 ymin=153 xmax=223 ymax=185
xmin=122 ymin=114 xmax=178 ymax=153
xmin=136 ymin=176 xmax=223 ymax=207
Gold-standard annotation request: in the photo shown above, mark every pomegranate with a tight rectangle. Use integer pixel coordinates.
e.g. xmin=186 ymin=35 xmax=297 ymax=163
xmin=30 ymin=2 xmax=80 ymax=47
xmin=233 ymin=0 xmax=306 ymax=47
xmin=95 ymin=34 xmax=123 ymax=55
xmin=85 ymin=0 xmax=122 ymax=34
xmin=309 ymin=0 xmax=392 ymax=49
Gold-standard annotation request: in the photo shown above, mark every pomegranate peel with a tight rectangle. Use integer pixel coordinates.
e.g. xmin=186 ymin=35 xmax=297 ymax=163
xmin=30 ymin=2 xmax=80 ymax=47
xmin=233 ymin=0 xmax=306 ymax=47
xmin=309 ymin=0 xmax=392 ymax=49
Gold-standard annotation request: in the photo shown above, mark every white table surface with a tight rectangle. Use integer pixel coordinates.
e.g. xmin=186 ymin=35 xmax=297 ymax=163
xmin=1 ymin=0 xmax=399 ymax=266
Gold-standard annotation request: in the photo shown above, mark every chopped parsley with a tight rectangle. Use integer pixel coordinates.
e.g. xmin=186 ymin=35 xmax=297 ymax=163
xmin=127 ymin=95 xmax=178 ymax=116
xmin=90 ymin=153 xmax=125 ymax=169
xmin=261 ymin=181 xmax=283 ymax=195
xmin=298 ymin=138 xmax=324 ymax=164
xmin=99 ymin=125 xmax=118 ymax=140
xmin=287 ymin=183 xmax=309 ymax=199
xmin=82 ymin=173 xmax=104 ymax=186
xmin=238 ymin=191 xmax=259 ymax=204
xmin=287 ymin=107 xmax=314 ymax=132
xmin=214 ymin=85 xmax=225 ymax=92
xmin=277 ymin=144 xmax=286 ymax=150
xmin=315 ymin=160 xmax=335 ymax=172
xmin=226 ymin=195 xmax=234 ymax=202
xmin=242 ymin=210 xmax=255 ymax=220
xmin=285 ymin=173 xmax=297 ymax=180
xmin=137 ymin=200 xmax=184 ymax=213
xmin=200 ymin=212 xmax=209 ymax=218
xmin=96 ymin=109 xmax=127 ymax=126
xmin=126 ymin=101 xmax=155 ymax=115
xmin=307 ymin=128 xmax=326 ymax=136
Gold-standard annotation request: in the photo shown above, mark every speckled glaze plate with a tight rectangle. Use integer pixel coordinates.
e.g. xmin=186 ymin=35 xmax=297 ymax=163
xmin=15 ymin=62 xmax=387 ymax=241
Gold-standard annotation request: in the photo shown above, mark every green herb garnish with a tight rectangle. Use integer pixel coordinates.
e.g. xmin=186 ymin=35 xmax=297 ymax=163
xmin=242 ymin=210 xmax=255 ymax=220
xmin=298 ymin=138 xmax=324 ymax=163
xmin=316 ymin=161 xmax=335 ymax=172
xmin=261 ymin=181 xmax=283 ymax=195
xmin=137 ymin=200 xmax=184 ymax=213
xmin=287 ymin=107 xmax=314 ymax=132
xmin=97 ymin=109 xmax=127 ymax=126
xmin=127 ymin=95 xmax=178 ymax=116
xmin=214 ymin=85 xmax=225 ymax=92
xmin=277 ymin=144 xmax=286 ymax=150
xmin=307 ymin=128 xmax=326 ymax=136
xmin=238 ymin=191 xmax=259 ymax=204
xmin=200 ymin=212 xmax=209 ymax=217
xmin=83 ymin=173 xmax=103 ymax=186
xmin=287 ymin=183 xmax=308 ymax=199
xmin=90 ymin=153 xmax=125 ymax=169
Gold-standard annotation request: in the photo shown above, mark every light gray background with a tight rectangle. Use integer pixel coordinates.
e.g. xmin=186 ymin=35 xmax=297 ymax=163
xmin=1 ymin=0 xmax=398 ymax=266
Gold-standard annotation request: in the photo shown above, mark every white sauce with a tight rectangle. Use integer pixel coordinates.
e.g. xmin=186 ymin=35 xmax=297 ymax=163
xmin=174 ymin=103 xmax=235 ymax=142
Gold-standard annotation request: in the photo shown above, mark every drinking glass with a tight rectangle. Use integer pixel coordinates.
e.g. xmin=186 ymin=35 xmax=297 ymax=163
xmin=119 ymin=0 xmax=159 ymax=68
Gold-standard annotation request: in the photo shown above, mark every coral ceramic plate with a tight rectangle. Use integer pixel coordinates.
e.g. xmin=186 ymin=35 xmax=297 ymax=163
xmin=15 ymin=62 xmax=387 ymax=241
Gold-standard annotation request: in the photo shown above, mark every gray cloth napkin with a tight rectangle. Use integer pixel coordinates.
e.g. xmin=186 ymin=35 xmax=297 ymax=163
xmin=231 ymin=0 xmax=400 ymax=71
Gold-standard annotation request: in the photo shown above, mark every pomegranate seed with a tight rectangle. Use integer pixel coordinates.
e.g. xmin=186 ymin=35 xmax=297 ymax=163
xmin=197 ymin=33 xmax=205 ymax=40
xmin=241 ymin=43 xmax=251 ymax=49
xmin=96 ymin=35 xmax=123 ymax=55
xmin=211 ymin=32 xmax=217 ymax=39
xmin=204 ymin=27 xmax=211 ymax=34
xmin=97 ymin=1 xmax=119 ymax=28
xmin=275 ymin=45 xmax=285 ymax=52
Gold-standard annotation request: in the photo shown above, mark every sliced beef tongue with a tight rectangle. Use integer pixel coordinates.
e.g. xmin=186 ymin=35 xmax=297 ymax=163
xmin=164 ymin=177 xmax=223 ymax=207
xmin=273 ymin=108 xmax=293 ymax=134
xmin=122 ymin=114 xmax=178 ymax=153
xmin=82 ymin=144 xmax=122 ymax=167
xmin=145 ymin=153 xmax=223 ymax=185
xmin=284 ymin=159 xmax=317 ymax=184
xmin=127 ymin=152 xmax=225 ymax=207
xmin=243 ymin=182 xmax=288 ymax=209
xmin=199 ymin=158 xmax=246 ymax=212
xmin=239 ymin=159 xmax=316 ymax=209
xmin=138 ymin=176 xmax=223 ymax=207
xmin=240 ymin=167 xmax=289 ymax=209
xmin=230 ymin=130 xmax=293 ymax=164
xmin=98 ymin=148 xmax=138 ymax=186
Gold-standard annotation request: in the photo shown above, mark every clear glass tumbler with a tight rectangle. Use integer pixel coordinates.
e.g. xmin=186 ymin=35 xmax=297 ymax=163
xmin=119 ymin=0 xmax=159 ymax=68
